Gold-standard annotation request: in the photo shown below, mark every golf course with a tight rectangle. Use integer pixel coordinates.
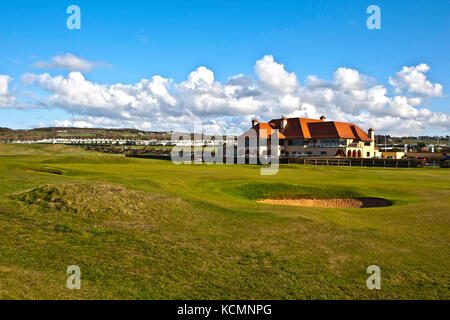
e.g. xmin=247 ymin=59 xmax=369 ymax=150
xmin=0 ymin=144 xmax=448 ymax=299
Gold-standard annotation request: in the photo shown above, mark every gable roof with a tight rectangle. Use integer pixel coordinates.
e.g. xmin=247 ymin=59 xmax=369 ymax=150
xmin=239 ymin=122 xmax=285 ymax=139
xmin=243 ymin=117 xmax=372 ymax=141
xmin=307 ymin=121 xmax=339 ymax=138
xmin=269 ymin=118 xmax=324 ymax=139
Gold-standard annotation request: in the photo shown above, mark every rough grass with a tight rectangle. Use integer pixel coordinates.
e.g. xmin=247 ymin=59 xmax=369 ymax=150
xmin=0 ymin=144 xmax=86 ymax=155
xmin=0 ymin=144 xmax=448 ymax=300
xmin=16 ymin=182 xmax=169 ymax=216
xmin=42 ymin=155 xmax=131 ymax=164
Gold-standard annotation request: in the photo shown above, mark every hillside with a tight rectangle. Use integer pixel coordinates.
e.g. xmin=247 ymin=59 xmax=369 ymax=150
xmin=0 ymin=127 xmax=173 ymax=141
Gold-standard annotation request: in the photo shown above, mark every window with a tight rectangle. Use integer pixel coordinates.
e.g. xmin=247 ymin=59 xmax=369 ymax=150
xmin=367 ymin=152 xmax=370 ymax=157
xmin=319 ymin=138 xmax=341 ymax=147
xmin=260 ymin=138 xmax=269 ymax=148
xmin=288 ymin=139 xmax=304 ymax=146
xmin=321 ymin=151 xmax=327 ymax=155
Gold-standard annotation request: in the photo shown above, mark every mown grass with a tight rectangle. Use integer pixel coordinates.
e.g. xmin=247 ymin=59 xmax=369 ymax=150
xmin=224 ymin=182 xmax=366 ymax=200
xmin=0 ymin=144 xmax=448 ymax=300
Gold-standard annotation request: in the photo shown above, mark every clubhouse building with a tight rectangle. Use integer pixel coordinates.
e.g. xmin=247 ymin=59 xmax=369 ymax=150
xmin=240 ymin=116 xmax=381 ymax=158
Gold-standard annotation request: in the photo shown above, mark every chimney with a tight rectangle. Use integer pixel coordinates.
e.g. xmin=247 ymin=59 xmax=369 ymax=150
xmin=320 ymin=116 xmax=326 ymax=121
xmin=252 ymin=119 xmax=259 ymax=127
xmin=281 ymin=115 xmax=287 ymax=130
xmin=368 ymin=128 xmax=375 ymax=141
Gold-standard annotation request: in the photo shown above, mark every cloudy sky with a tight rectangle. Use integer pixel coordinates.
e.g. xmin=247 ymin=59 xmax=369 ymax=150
xmin=0 ymin=0 xmax=449 ymax=136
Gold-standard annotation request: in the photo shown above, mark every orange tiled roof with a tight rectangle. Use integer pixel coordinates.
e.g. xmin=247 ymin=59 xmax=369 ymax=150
xmin=243 ymin=117 xmax=372 ymax=141
xmin=240 ymin=122 xmax=285 ymax=139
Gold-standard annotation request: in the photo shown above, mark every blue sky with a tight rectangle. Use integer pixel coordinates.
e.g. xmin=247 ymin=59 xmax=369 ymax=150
xmin=0 ymin=0 xmax=449 ymax=135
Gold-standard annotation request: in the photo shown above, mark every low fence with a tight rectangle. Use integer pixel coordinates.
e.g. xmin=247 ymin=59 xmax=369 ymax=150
xmin=126 ymin=153 xmax=291 ymax=164
xmin=291 ymin=157 xmax=424 ymax=168
xmin=439 ymin=160 xmax=450 ymax=168
xmin=126 ymin=153 xmax=425 ymax=167
xmin=406 ymin=152 xmax=443 ymax=162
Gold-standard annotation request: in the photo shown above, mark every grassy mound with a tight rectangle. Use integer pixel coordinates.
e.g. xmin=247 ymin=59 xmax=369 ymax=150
xmin=17 ymin=182 xmax=171 ymax=216
xmin=0 ymin=144 xmax=87 ymax=156
xmin=224 ymin=182 xmax=365 ymax=200
xmin=23 ymin=167 xmax=64 ymax=175
xmin=40 ymin=144 xmax=84 ymax=154
xmin=42 ymin=154 xmax=131 ymax=164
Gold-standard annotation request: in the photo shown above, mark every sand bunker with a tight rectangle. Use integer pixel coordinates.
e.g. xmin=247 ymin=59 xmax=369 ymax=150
xmin=257 ymin=197 xmax=391 ymax=208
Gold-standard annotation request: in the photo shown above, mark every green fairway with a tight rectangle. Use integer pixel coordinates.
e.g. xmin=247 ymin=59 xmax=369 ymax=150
xmin=0 ymin=144 xmax=448 ymax=299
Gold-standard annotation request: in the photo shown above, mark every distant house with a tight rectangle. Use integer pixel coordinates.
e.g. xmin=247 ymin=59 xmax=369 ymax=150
xmin=239 ymin=115 xmax=382 ymax=158
xmin=382 ymin=151 xmax=405 ymax=159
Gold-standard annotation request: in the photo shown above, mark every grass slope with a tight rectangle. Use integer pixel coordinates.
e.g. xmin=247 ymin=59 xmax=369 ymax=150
xmin=0 ymin=144 xmax=448 ymax=299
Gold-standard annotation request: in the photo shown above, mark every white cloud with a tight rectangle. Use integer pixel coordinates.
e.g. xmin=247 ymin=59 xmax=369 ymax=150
xmin=333 ymin=67 xmax=368 ymax=90
xmin=389 ymin=64 xmax=443 ymax=98
xmin=22 ymin=72 xmax=176 ymax=119
xmin=21 ymin=56 xmax=449 ymax=135
xmin=255 ymin=55 xmax=299 ymax=94
xmin=33 ymin=53 xmax=109 ymax=72
xmin=0 ymin=75 xmax=16 ymax=107
xmin=186 ymin=66 xmax=214 ymax=86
